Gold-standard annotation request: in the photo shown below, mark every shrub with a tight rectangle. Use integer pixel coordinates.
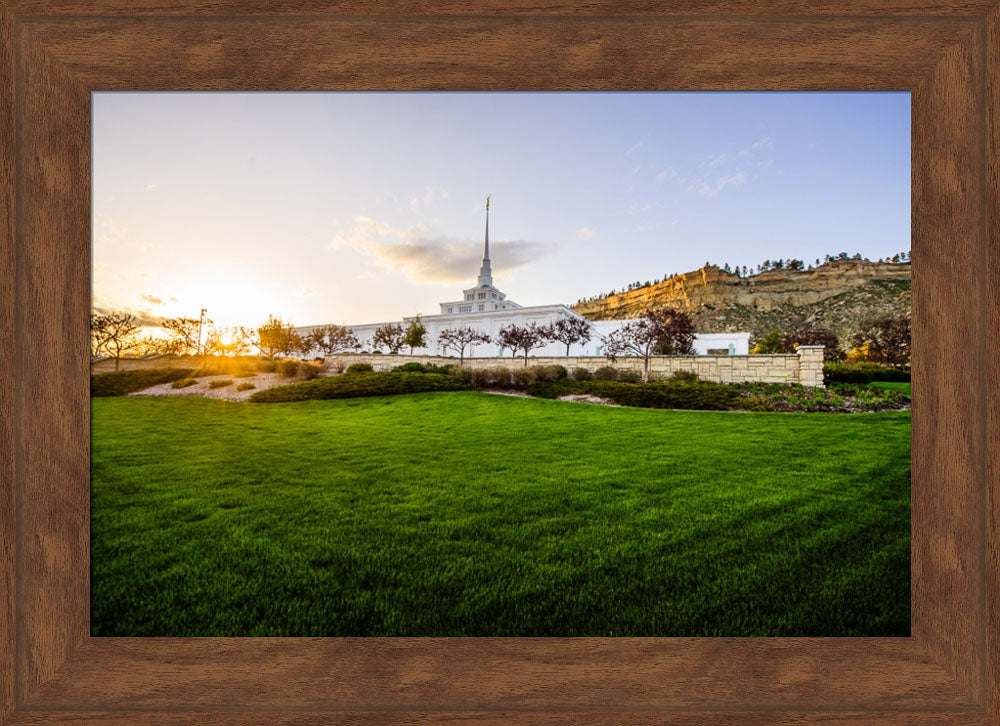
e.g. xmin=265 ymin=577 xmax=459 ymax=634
xmin=235 ymin=371 xmax=256 ymax=378
xmin=617 ymin=369 xmax=642 ymax=383
xmin=667 ymin=370 xmax=700 ymax=382
xmin=571 ymin=367 xmax=592 ymax=381
xmin=449 ymin=366 xmax=473 ymax=385
xmin=531 ymin=364 xmax=568 ymax=382
xmin=250 ymin=371 xmax=468 ymax=403
xmin=526 ymin=378 xmax=740 ymax=410
xmin=257 ymin=360 xmax=278 ymax=373
xmin=823 ymin=361 xmax=910 ymax=384
xmin=90 ymin=368 xmax=193 ymax=397
xmin=236 ymin=382 xmax=256 ymax=391
xmin=467 ymin=367 xmax=512 ymax=389
xmin=394 ymin=362 xmax=427 ymax=373
xmin=208 ymin=379 xmax=233 ymax=389
xmin=469 ymin=368 xmax=492 ymax=389
xmin=280 ymin=360 xmax=300 ymax=377
xmin=392 ymin=362 xmax=455 ymax=375
xmin=581 ymin=380 xmax=739 ymax=410
xmin=511 ymin=368 xmax=537 ymax=390
xmin=171 ymin=378 xmax=198 ymax=389
xmin=593 ymin=366 xmax=619 ymax=381
xmin=300 ymin=363 xmax=323 ymax=380
xmin=345 ymin=363 xmax=374 ymax=374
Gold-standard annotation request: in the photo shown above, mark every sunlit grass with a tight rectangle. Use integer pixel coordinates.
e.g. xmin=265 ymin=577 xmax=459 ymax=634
xmin=91 ymin=393 xmax=910 ymax=636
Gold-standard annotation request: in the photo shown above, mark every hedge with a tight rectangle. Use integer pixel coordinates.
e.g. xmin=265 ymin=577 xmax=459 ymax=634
xmin=823 ymin=362 xmax=910 ymax=384
xmin=250 ymin=371 xmax=468 ymax=403
xmin=528 ymin=379 xmax=740 ymax=410
xmin=91 ymin=368 xmax=193 ymax=397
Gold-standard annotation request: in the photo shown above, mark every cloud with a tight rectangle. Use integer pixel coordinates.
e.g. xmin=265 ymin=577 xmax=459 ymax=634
xmin=408 ymin=185 xmax=449 ymax=212
xmin=692 ymin=171 xmax=747 ymax=198
xmin=689 ymin=137 xmax=772 ymax=198
xmin=332 ymin=216 xmax=557 ymax=283
xmin=91 ymin=304 xmax=166 ymax=328
xmin=706 ymin=152 xmax=729 ymax=168
xmin=574 ymin=227 xmax=597 ymax=240
xmin=624 ymin=140 xmax=645 ymax=156
xmin=656 ymin=166 xmax=679 ymax=181
xmin=141 ymin=294 xmax=164 ymax=305
xmin=144 ymin=183 xmax=157 ymax=192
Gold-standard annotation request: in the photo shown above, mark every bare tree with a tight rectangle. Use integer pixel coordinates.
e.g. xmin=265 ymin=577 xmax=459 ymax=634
xmin=437 ymin=327 xmax=491 ymax=365
xmin=549 ymin=316 xmax=592 ymax=356
xmin=373 ymin=322 xmax=406 ymax=354
xmin=495 ymin=322 xmax=553 ymax=367
xmin=600 ymin=319 xmax=661 ymax=382
xmin=91 ymin=311 xmax=142 ymax=371
xmin=303 ymin=328 xmax=328 ymax=357
xmin=229 ymin=327 xmax=256 ymax=358
xmin=316 ymin=325 xmax=360 ymax=356
xmin=162 ymin=317 xmax=207 ymax=357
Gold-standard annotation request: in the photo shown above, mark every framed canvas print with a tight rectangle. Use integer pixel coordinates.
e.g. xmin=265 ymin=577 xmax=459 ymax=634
xmin=3 ymin=2 xmax=998 ymax=725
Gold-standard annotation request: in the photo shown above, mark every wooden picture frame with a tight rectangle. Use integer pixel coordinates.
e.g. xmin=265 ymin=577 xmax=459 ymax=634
xmin=2 ymin=2 xmax=997 ymax=723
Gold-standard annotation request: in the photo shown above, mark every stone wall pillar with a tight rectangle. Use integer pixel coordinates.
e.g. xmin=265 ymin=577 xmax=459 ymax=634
xmin=796 ymin=346 xmax=825 ymax=388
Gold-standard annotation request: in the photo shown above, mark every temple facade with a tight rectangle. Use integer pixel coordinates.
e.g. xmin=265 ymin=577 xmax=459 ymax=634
xmin=297 ymin=201 xmax=749 ymax=359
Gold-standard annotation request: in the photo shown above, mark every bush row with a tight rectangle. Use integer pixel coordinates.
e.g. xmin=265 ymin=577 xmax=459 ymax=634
xmin=392 ymin=362 xmax=455 ymax=375
xmin=527 ymin=379 xmax=740 ymax=410
xmin=823 ymin=362 xmax=910 ymax=384
xmin=250 ymin=371 xmax=468 ymax=403
xmin=91 ymin=368 xmax=193 ymax=397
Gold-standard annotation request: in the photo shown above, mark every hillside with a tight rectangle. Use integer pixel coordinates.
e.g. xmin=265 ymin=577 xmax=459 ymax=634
xmin=572 ymin=259 xmax=911 ymax=349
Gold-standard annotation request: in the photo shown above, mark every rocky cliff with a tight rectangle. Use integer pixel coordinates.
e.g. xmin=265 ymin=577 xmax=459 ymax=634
xmin=573 ymin=259 xmax=911 ymax=349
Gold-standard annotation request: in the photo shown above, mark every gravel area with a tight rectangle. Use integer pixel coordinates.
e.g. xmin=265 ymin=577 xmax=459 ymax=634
xmin=482 ymin=389 xmax=620 ymax=407
xmin=557 ymin=394 xmax=621 ymax=407
xmin=129 ymin=372 xmax=310 ymax=402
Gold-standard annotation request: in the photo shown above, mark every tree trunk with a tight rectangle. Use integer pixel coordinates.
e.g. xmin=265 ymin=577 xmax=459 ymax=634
xmin=643 ymin=357 xmax=650 ymax=383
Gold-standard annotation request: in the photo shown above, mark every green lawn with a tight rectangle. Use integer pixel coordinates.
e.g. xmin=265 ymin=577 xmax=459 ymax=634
xmin=868 ymin=381 xmax=912 ymax=395
xmin=91 ymin=392 xmax=910 ymax=637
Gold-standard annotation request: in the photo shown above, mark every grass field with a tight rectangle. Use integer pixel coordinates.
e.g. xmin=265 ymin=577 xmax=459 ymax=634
xmin=91 ymin=392 xmax=910 ymax=636
xmin=868 ymin=381 xmax=912 ymax=395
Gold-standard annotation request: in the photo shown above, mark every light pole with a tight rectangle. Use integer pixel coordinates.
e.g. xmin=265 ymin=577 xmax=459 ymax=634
xmin=197 ymin=308 xmax=207 ymax=358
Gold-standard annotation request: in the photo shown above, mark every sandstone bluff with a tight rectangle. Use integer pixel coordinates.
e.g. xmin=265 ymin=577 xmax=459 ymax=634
xmin=572 ymin=258 xmax=911 ymax=350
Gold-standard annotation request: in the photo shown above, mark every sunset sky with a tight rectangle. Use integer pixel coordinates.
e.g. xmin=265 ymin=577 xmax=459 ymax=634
xmin=93 ymin=91 xmax=910 ymax=330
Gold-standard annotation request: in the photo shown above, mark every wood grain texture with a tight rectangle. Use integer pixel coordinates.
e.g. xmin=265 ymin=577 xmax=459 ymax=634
xmin=22 ymin=638 xmax=975 ymax=712
xmin=985 ymin=6 xmax=1000 ymax=722
xmin=20 ymin=15 xmax=979 ymax=91
xmin=4 ymin=712 xmax=999 ymax=726
xmin=910 ymin=20 xmax=988 ymax=700
xmin=5 ymin=0 xmax=1000 ymax=17
xmin=1 ymin=3 xmax=18 ymax=723
xmin=2 ymin=3 xmax=998 ymax=724
xmin=11 ymin=8 xmax=92 ymax=710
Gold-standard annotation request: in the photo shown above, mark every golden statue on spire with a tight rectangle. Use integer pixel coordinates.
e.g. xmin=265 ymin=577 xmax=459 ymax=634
xmin=486 ymin=194 xmax=491 ymax=212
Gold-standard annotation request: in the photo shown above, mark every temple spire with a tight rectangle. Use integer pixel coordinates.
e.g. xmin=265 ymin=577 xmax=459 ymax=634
xmin=477 ymin=195 xmax=493 ymax=287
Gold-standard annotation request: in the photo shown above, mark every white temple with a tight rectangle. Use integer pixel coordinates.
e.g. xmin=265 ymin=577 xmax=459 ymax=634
xmin=297 ymin=200 xmax=749 ymax=359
